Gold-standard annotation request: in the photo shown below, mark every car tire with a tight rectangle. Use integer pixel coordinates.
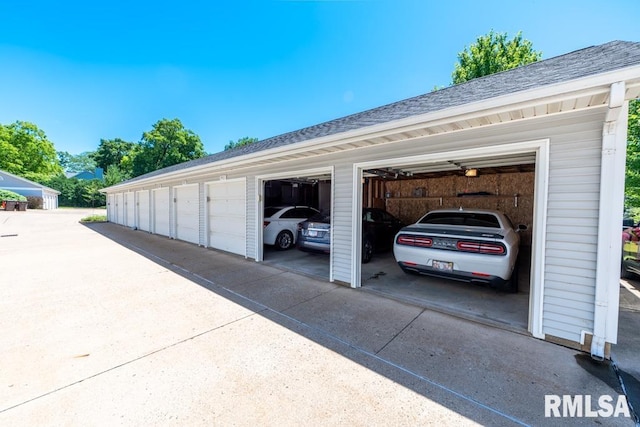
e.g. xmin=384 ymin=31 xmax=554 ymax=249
xmin=621 ymin=261 xmax=634 ymax=279
xmin=275 ymin=230 xmax=294 ymax=250
xmin=505 ymin=265 xmax=519 ymax=293
xmin=362 ymin=237 xmax=374 ymax=264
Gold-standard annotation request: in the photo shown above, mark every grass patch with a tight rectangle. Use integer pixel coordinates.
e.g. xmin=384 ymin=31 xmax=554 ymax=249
xmin=80 ymin=214 xmax=107 ymax=223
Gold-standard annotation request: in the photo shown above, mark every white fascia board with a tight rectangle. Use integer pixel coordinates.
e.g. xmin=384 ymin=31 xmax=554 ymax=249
xmin=355 ymin=139 xmax=548 ymax=171
xmin=103 ymin=65 xmax=640 ymax=193
xmin=254 ymin=166 xmax=334 ymax=181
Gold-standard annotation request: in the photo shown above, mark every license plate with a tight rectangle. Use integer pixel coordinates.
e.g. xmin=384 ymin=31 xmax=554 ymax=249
xmin=432 ymin=260 xmax=453 ymax=272
xmin=308 ymin=230 xmax=318 ymax=237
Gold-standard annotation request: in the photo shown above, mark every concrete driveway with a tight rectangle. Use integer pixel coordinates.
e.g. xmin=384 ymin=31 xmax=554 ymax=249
xmin=1 ymin=209 xmax=638 ymax=426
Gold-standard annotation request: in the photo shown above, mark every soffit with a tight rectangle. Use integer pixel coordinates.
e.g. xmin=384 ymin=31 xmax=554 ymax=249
xmin=106 ymin=79 xmax=640 ymax=190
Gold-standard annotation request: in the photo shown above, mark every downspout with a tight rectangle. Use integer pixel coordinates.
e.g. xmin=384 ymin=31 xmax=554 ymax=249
xmin=591 ymin=82 xmax=628 ymax=360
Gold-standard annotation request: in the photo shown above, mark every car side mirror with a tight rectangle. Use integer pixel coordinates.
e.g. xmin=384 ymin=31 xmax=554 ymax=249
xmin=517 ymin=224 xmax=528 ymax=232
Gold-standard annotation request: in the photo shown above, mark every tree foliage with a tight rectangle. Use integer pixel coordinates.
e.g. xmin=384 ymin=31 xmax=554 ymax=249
xmin=225 ymin=136 xmax=259 ymax=151
xmin=0 ymin=189 xmax=27 ymax=201
xmin=452 ymin=30 xmax=542 ymax=85
xmin=44 ymin=175 xmax=105 ymax=208
xmin=58 ymin=151 xmax=97 ymax=172
xmin=626 ymin=99 xmax=640 ymax=208
xmin=93 ymin=138 xmax=135 ymax=175
xmin=103 ymin=164 xmax=129 ymax=187
xmin=132 ymin=118 xmax=205 ymax=177
xmin=0 ymin=121 xmax=61 ymax=179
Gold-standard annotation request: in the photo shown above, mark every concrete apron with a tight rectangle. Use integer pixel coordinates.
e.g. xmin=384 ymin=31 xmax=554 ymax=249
xmin=0 ymin=209 xmax=636 ymax=425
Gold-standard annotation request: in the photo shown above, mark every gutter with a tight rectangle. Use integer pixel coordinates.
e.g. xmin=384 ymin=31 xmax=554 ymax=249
xmin=591 ymin=81 xmax=628 ymax=360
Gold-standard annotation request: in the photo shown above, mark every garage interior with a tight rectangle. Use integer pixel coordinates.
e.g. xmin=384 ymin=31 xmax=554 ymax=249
xmin=360 ymin=152 xmax=536 ymax=332
xmin=262 ymin=153 xmax=536 ymax=332
xmin=262 ymin=173 xmax=332 ymax=281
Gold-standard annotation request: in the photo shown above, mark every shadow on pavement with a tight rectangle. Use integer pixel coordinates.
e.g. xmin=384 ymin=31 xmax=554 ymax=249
xmin=84 ymin=222 xmax=638 ymax=426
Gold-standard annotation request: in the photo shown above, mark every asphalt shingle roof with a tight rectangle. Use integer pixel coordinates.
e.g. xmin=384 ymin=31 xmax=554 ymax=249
xmin=121 ymin=40 xmax=640 ymax=185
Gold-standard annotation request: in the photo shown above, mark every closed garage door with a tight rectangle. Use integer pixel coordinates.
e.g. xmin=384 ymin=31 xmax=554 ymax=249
xmin=107 ymin=194 xmax=115 ymax=222
xmin=208 ymin=179 xmax=246 ymax=256
xmin=125 ymin=192 xmax=135 ymax=228
xmin=116 ymin=193 xmax=125 ymax=225
xmin=153 ymin=188 xmax=171 ymax=237
xmin=175 ymin=184 xmax=200 ymax=245
xmin=137 ymin=190 xmax=150 ymax=232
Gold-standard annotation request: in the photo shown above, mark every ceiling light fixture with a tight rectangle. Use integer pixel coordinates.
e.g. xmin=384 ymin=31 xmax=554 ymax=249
xmin=464 ymin=168 xmax=478 ymax=177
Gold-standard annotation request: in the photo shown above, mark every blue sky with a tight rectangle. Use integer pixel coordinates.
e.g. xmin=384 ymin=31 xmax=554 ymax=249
xmin=1 ymin=0 xmax=639 ymax=156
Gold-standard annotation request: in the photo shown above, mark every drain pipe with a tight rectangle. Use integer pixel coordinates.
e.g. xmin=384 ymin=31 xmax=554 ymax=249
xmin=591 ymin=81 xmax=628 ymax=361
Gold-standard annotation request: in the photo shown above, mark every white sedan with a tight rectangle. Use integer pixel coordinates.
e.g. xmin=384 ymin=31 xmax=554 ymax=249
xmin=264 ymin=206 xmax=320 ymax=250
xmin=393 ymin=209 xmax=524 ymax=292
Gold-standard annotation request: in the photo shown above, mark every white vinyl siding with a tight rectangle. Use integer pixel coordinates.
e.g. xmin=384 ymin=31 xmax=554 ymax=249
xmin=245 ymin=178 xmax=257 ymax=260
xmin=174 ymin=184 xmax=200 ymax=245
xmin=136 ymin=190 xmax=150 ymax=232
xmin=543 ymin=124 xmax=601 ymax=343
xmin=331 ymin=164 xmax=353 ymax=283
xmin=153 ymin=188 xmax=171 ymax=237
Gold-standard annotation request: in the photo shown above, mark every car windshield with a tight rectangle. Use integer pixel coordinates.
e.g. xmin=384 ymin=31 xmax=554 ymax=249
xmin=264 ymin=207 xmax=282 ymax=217
xmin=308 ymin=212 xmax=331 ymax=223
xmin=419 ymin=212 xmax=501 ymax=228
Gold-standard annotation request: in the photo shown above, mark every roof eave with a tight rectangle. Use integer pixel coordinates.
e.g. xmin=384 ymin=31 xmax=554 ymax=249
xmin=102 ymin=63 xmax=640 ymax=193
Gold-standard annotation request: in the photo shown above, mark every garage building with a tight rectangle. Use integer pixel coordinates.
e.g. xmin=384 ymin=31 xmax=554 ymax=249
xmin=102 ymin=41 xmax=640 ymax=359
xmin=0 ymin=169 xmax=60 ymax=209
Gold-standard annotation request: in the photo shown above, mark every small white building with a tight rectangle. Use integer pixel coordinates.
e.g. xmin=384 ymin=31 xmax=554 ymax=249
xmin=0 ymin=169 xmax=60 ymax=210
xmin=102 ymin=41 xmax=640 ymax=358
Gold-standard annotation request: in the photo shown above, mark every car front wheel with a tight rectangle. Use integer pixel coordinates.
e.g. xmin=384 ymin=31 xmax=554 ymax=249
xmin=362 ymin=237 xmax=373 ymax=264
xmin=275 ymin=230 xmax=294 ymax=250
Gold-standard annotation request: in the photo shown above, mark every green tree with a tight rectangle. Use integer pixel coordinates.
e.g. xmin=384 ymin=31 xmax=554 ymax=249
xmin=0 ymin=121 xmax=61 ymax=179
xmin=93 ymin=138 xmax=135 ymax=174
xmin=626 ymin=99 xmax=640 ymax=208
xmin=225 ymin=136 xmax=259 ymax=151
xmin=103 ymin=164 xmax=128 ymax=187
xmin=44 ymin=175 xmax=105 ymax=207
xmin=44 ymin=175 xmax=75 ymax=206
xmin=452 ymin=30 xmax=542 ymax=85
xmin=57 ymin=151 xmax=97 ymax=172
xmin=132 ymin=118 xmax=205 ymax=177
xmin=82 ymin=179 xmax=105 ymax=207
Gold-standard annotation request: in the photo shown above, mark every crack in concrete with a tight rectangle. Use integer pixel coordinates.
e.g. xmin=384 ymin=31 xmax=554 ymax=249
xmin=0 ymin=310 xmax=263 ymax=414
xmin=611 ymin=359 xmax=640 ymax=426
xmin=375 ymin=308 xmax=426 ymax=355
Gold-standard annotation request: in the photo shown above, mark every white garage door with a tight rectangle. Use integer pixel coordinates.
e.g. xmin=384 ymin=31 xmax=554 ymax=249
xmin=107 ymin=194 xmax=115 ymax=222
xmin=136 ymin=190 xmax=150 ymax=232
xmin=116 ymin=193 xmax=125 ymax=225
xmin=208 ymin=180 xmax=246 ymax=256
xmin=175 ymin=184 xmax=200 ymax=245
xmin=125 ymin=192 xmax=136 ymax=228
xmin=153 ymin=188 xmax=171 ymax=237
